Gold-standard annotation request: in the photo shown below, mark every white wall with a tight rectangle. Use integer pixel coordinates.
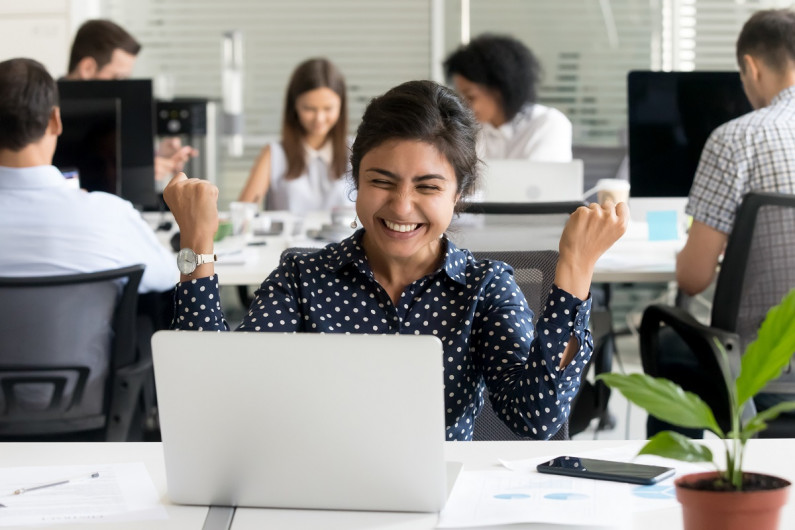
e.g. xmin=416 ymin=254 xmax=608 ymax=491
xmin=0 ymin=0 xmax=99 ymax=78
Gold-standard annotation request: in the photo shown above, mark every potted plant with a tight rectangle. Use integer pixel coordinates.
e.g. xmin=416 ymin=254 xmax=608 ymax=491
xmin=598 ymin=287 xmax=795 ymax=530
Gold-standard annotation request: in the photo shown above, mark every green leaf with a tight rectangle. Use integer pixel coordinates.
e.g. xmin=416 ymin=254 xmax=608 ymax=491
xmin=736 ymin=289 xmax=795 ymax=406
xmin=638 ymin=431 xmax=714 ymax=463
xmin=741 ymin=400 xmax=795 ymax=442
xmin=598 ymin=373 xmax=722 ymax=434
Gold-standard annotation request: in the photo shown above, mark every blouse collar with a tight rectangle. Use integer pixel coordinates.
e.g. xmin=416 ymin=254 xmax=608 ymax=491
xmin=304 ymin=140 xmax=334 ymax=165
xmin=324 ymin=229 xmax=468 ymax=285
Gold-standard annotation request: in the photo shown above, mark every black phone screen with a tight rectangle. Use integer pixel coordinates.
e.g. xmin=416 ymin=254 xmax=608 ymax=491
xmin=536 ymin=456 xmax=675 ymax=485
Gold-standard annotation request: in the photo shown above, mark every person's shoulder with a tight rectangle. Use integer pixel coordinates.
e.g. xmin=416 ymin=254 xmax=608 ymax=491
xmin=712 ymin=102 xmax=786 ymax=140
xmin=79 ymin=191 xmax=146 ymax=221
xmin=526 ymin=103 xmax=571 ymax=125
xmin=446 ymin=243 xmax=514 ymax=279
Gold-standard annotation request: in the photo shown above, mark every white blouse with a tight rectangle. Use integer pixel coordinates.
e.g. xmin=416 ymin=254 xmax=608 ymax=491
xmin=265 ymin=141 xmax=354 ymax=214
xmin=478 ymin=103 xmax=572 ymax=161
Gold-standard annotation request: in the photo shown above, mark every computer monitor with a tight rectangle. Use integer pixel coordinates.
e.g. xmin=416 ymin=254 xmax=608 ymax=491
xmin=53 ymin=98 xmax=121 ymax=195
xmin=628 ymin=71 xmax=753 ymax=198
xmin=54 ymin=79 xmax=158 ymax=209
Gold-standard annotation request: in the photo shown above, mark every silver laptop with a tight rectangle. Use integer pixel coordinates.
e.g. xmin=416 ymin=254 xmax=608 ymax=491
xmin=479 ymin=159 xmax=584 ymax=202
xmin=151 ymin=331 xmax=449 ymax=512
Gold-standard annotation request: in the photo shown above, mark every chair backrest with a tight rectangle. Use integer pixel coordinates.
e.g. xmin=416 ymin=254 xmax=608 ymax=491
xmin=470 ymin=250 xmax=569 ymax=440
xmin=0 ymin=265 xmax=144 ymax=439
xmin=712 ymin=192 xmax=795 ymax=393
xmin=461 ymin=201 xmax=585 ymax=215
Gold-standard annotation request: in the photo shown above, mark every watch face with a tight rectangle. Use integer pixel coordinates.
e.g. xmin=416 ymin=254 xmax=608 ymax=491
xmin=177 ymin=248 xmax=197 ymax=275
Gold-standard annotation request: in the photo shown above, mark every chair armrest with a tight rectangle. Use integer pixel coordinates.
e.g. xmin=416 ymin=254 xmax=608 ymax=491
xmin=105 ymin=354 xmax=154 ymax=442
xmin=640 ymin=304 xmax=756 ymax=430
xmin=640 ymin=304 xmax=741 ymax=380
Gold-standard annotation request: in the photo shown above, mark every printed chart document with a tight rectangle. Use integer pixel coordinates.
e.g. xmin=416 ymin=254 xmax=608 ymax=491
xmin=438 ymin=445 xmax=710 ymax=528
xmin=0 ymin=463 xmax=167 ymax=526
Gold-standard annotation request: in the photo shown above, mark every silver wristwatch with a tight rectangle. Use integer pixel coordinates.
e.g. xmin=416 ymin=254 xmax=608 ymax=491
xmin=177 ymin=248 xmax=218 ymax=275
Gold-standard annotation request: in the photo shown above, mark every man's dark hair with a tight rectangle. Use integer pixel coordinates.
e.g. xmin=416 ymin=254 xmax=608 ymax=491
xmin=443 ymin=34 xmax=541 ymax=122
xmin=736 ymin=9 xmax=795 ymax=72
xmin=0 ymin=58 xmax=58 ymax=152
xmin=68 ymin=19 xmax=141 ymax=74
xmin=350 ymin=80 xmax=480 ymax=210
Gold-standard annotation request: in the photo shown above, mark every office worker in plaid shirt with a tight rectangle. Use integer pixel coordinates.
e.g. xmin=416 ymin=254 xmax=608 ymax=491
xmin=649 ymin=8 xmax=795 ymax=438
xmin=678 ymin=8 xmax=795 ymax=295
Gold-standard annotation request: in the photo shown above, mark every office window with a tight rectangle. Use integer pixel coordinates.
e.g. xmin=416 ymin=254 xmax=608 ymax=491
xmin=444 ymin=0 xmax=658 ymax=147
xmin=101 ymin=0 xmax=432 ymax=205
xmin=101 ymin=0 xmax=791 ymax=203
xmin=665 ymin=0 xmax=792 ymax=70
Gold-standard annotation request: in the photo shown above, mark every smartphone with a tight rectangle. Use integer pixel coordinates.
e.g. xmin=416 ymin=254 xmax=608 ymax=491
xmin=536 ymin=456 xmax=675 ymax=485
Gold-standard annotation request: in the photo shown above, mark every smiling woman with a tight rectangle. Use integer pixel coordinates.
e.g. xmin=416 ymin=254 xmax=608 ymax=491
xmin=236 ymin=57 xmax=351 ymax=213
xmin=164 ymin=80 xmax=629 ymax=440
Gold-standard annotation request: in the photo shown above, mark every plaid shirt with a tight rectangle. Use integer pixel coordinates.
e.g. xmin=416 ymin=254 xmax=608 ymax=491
xmin=687 ymin=85 xmax=795 ymax=233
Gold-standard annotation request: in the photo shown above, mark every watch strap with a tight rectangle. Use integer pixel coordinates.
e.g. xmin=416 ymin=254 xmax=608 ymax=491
xmin=195 ymin=253 xmax=218 ymax=267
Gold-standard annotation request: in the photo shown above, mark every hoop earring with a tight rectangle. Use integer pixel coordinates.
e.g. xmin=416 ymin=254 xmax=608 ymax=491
xmin=350 ymin=216 xmax=358 ymax=229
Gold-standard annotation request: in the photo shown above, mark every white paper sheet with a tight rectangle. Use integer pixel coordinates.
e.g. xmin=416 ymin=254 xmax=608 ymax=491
xmin=0 ymin=463 xmax=167 ymax=526
xmin=437 ymin=445 xmax=712 ymax=528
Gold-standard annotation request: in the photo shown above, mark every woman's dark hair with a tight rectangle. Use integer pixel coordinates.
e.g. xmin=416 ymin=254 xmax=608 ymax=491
xmin=282 ymin=58 xmax=348 ymax=180
xmin=67 ymin=19 xmax=141 ymax=74
xmin=736 ymin=9 xmax=795 ymax=73
xmin=350 ymin=80 xmax=479 ymax=207
xmin=0 ymin=58 xmax=58 ymax=152
xmin=443 ymin=34 xmax=541 ymax=122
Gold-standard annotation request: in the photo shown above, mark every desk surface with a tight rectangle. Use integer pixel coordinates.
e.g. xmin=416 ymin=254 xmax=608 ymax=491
xmin=3 ymin=439 xmax=792 ymax=530
xmin=145 ymin=212 xmax=681 ymax=287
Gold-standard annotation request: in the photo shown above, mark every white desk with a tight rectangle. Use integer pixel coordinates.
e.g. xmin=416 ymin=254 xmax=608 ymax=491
xmin=144 ymin=212 xmax=681 ymax=287
xmin=0 ymin=442 xmax=207 ymax=530
xmin=2 ymin=439 xmax=792 ymax=530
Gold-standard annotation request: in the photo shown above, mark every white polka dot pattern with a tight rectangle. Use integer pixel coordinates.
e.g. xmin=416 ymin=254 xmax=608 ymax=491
xmin=173 ymin=230 xmax=594 ymax=440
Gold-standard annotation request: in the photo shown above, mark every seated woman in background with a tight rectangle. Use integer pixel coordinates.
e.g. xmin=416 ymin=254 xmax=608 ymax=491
xmin=444 ymin=34 xmax=572 ymax=161
xmin=164 ymin=80 xmax=627 ymax=440
xmin=237 ymin=58 xmax=352 ymax=214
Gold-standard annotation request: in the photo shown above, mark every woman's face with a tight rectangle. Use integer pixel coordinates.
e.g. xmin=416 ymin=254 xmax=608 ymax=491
xmin=295 ymin=87 xmax=342 ymax=140
xmin=452 ymin=74 xmax=505 ymax=127
xmin=356 ymin=139 xmax=459 ymax=267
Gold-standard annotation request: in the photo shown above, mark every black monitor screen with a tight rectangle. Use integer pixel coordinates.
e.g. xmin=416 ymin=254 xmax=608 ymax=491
xmin=53 ymin=98 xmax=121 ymax=195
xmin=55 ymin=79 xmax=157 ymax=209
xmin=628 ymin=71 xmax=752 ymax=197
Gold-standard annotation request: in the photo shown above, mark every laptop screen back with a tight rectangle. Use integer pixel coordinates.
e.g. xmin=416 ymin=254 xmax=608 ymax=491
xmin=479 ymin=159 xmax=584 ymax=202
xmin=152 ymin=331 xmax=448 ymax=512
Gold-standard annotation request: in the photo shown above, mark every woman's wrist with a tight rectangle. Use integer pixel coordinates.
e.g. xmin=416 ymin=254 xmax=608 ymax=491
xmin=553 ymin=258 xmax=593 ymax=300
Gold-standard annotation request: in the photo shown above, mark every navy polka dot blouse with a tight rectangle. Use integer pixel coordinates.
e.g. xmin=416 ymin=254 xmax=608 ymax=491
xmin=174 ymin=229 xmax=593 ymax=440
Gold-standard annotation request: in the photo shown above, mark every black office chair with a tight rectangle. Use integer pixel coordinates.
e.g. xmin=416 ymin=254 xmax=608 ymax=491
xmin=461 ymin=201 xmax=585 ymax=215
xmin=470 ymin=250 xmax=570 ymax=440
xmin=640 ymin=192 xmax=795 ymax=437
xmin=0 ymin=265 xmax=152 ymax=441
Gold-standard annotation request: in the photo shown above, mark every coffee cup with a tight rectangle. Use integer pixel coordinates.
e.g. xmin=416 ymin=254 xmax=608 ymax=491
xmin=594 ymin=178 xmax=630 ymax=205
xmin=229 ymin=201 xmax=258 ymax=239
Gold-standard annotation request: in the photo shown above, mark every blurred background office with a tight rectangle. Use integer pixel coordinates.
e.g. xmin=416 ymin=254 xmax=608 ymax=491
xmin=2 ymin=0 xmax=786 ymax=209
xmin=3 ymin=0 xmax=793 ymax=441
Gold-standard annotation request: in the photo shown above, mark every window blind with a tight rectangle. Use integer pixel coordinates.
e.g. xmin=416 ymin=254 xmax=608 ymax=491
xmin=101 ymin=0 xmax=432 ymax=206
xmin=100 ymin=0 xmax=791 ymax=202
xmin=445 ymin=0 xmax=659 ymax=147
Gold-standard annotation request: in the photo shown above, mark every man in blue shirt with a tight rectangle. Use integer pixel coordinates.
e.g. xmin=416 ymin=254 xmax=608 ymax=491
xmin=0 ymin=57 xmax=176 ymax=293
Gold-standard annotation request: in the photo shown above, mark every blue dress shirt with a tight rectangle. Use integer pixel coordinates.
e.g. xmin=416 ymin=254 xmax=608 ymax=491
xmin=173 ymin=230 xmax=593 ymax=440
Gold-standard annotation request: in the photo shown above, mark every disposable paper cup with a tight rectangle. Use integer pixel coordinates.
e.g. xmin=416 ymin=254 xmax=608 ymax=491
xmin=229 ymin=201 xmax=258 ymax=238
xmin=595 ymin=179 xmax=630 ymax=205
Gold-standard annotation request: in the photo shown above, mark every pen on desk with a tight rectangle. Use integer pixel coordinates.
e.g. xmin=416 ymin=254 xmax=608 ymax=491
xmin=10 ymin=471 xmax=100 ymax=496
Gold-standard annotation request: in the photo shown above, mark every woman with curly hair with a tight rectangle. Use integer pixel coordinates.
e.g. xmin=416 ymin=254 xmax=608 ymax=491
xmin=444 ymin=34 xmax=572 ymax=161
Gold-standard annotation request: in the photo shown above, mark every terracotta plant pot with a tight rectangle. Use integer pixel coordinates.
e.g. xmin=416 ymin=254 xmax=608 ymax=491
xmin=675 ymin=471 xmax=791 ymax=530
